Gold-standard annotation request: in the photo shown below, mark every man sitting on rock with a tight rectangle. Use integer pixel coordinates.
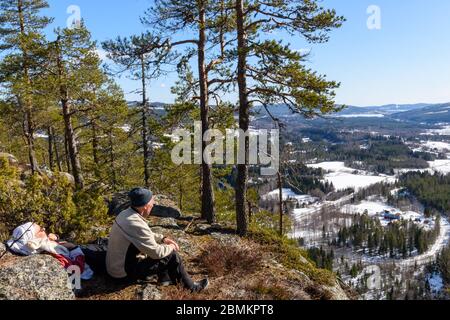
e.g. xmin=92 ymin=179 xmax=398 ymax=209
xmin=106 ymin=187 xmax=208 ymax=292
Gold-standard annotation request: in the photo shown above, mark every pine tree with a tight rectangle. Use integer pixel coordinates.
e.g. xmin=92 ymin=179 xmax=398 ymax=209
xmin=142 ymin=0 xmax=235 ymax=223
xmin=102 ymin=32 xmax=173 ymax=189
xmin=80 ymin=79 xmax=129 ymax=189
xmin=233 ymin=0 xmax=344 ymax=236
xmin=47 ymin=24 xmax=106 ymax=189
xmin=0 ymin=0 xmax=53 ymax=173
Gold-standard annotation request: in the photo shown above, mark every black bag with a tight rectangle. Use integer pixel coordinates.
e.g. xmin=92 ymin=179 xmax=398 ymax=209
xmin=80 ymin=238 xmax=108 ymax=275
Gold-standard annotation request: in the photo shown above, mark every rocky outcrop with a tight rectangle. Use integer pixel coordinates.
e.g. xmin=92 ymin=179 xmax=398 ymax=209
xmin=0 ymin=153 xmax=18 ymax=166
xmin=108 ymin=192 xmax=181 ymax=219
xmin=57 ymin=172 xmax=76 ymax=185
xmin=0 ymin=253 xmax=75 ymax=300
xmin=40 ymin=170 xmax=76 ymax=186
xmin=141 ymin=284 xmax=162 ymax=300
xmin=152 ymin=196 xmax=182 ymax=219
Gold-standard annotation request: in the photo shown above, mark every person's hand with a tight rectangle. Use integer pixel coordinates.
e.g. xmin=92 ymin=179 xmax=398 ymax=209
xmin=164 ymin=238 xmax=180 ymax=251
xmin=48 ymin=233 xmax=58 ymax=241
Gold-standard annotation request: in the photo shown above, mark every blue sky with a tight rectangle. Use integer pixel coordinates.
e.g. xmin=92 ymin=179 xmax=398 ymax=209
xmin=42 ymin=0 xmax=450 ymax=107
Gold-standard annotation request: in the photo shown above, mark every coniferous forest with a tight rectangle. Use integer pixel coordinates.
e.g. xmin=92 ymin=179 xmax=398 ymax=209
xmin=0 ymin=0 xmax=344 ymax=240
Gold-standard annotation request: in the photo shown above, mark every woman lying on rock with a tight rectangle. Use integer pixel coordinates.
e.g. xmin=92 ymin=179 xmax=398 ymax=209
xmin=106 ymin=187 xmax=209 ymax=292
xmin=6 ymin=222 xmax=94 ymax=280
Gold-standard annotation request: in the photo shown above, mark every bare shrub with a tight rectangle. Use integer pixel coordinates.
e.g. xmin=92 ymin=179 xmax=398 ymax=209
xmin=199 ymin=241 xmax=263 ymax=277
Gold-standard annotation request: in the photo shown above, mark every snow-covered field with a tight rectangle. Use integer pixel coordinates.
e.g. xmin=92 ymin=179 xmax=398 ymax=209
xmin=307 ymin=161 xmax=396 ymax=191
xmin=341 ymin=198 xmax=434 ymax=229
xmin=422 ymin=141 xmax=450 ymax=152
xmin=289 ymin=193 xmax=355 ymax=240
xmin=291 ymin=205 xmax=322 ymax=222
xmin=424 ymin=125 xmax=450 ymax=136
xmin=262 ymin=188 xmax=317 ymax=205
xmin=428 ymin=159 xmax=450 ymax=174
xmin=397 ymin=159 xmax=450 ymax=175
xmin=409 ymin=139 xmax=450 ymax=156
xmin=410 ymin=140 xmax=450 ymax=153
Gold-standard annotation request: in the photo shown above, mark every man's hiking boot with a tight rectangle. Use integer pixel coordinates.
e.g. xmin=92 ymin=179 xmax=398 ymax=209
xmin=191 ymin=278 xmax=209 ymax=293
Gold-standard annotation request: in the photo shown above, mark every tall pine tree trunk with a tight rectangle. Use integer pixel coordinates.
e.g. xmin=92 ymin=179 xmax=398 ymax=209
xmin=198 ymin=0 xmax=216 ymax=223
xmin=18 ymin=0 xmax=40 ymax=174
xmin=140 ymin=54 xmax=151 ymax=188
xmin=47 ymin=126 xmax=54 ymax=170
xmin=179 ymin=182 xmax=183 ymax=211
xmin=52 ymin=127 xmax=63 ymax=172
xmin=24 ymin=109 xmax=39 ymax=173
xmin=91 ymin=118 xmax=100 ymax=177
xmin=56 ymin=38 xmax=84 ymax=189
xmin=235 ymin=0 xmax=249 ymax=236
xmin=108 ymin=129 xmax=117 ymax=190
xmin=64 ymin=130 xmax=71 ymax=173
xmin=61 ymin=101 xmax=84 ymax=189
xmin=277 ymin=171 xmax=283 ymax=236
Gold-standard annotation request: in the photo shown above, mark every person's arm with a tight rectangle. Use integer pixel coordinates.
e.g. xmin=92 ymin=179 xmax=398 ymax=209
xmin=153 ymin=232 xmax=165 ymax=243
xmin=122 ymin=218 xmax=174 ymax=259
xmin=48 ymin=233 xmax=59 ymax=241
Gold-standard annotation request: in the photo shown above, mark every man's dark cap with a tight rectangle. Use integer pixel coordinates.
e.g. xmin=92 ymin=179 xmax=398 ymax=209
xmin=128 ymin=188 xmax=153 ymax=207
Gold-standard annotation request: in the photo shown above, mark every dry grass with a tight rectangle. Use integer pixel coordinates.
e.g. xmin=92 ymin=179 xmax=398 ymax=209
xmin=164 ymin=240 xmax=267 ymax=300
xmin=198 ymin=241 xmax=263 ymax=277
xmin=249 ymin=279 xmax=293 ymax=300
xmin=0 ymin=222 xmax=9 ymax=243
xmin=303 ymin=284 xmax=335 ymax=300
xmin=163 ymin=238 xmax=337 ymax=300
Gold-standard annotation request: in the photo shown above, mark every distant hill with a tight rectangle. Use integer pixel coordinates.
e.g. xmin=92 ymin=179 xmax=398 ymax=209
xmin=127 ymin=101 xmax=168 ymax=117
xmin=335 ymin=104 xmax=431 ymax=116
xmin=390 ymin=103 xmax=450 ymax=124
xmin=252 ymin=102 xmax=450 ymax=125
xmin=128 ymin=101 xmax=450 ymax=125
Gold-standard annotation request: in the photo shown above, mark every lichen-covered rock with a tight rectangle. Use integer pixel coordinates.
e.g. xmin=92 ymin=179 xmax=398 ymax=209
xmin=152 ymin=196 xmax=182 ymax=219
xmin=321 ymin=281 xmax=349 ymax=300
xmin=141 ymin=284 xmax=162 ymax=300
xmin=107 ymin=192 xmax=129 ymax=216
xmin=152 ymin=217 xmax=179 ymax=228
xmin=0 ymin=255 xmax=75 ymax=300
xmin=193 ymin=223 xmax=225 ymax=235
xmin=58 ymin=172 xmax=75 ymax=185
